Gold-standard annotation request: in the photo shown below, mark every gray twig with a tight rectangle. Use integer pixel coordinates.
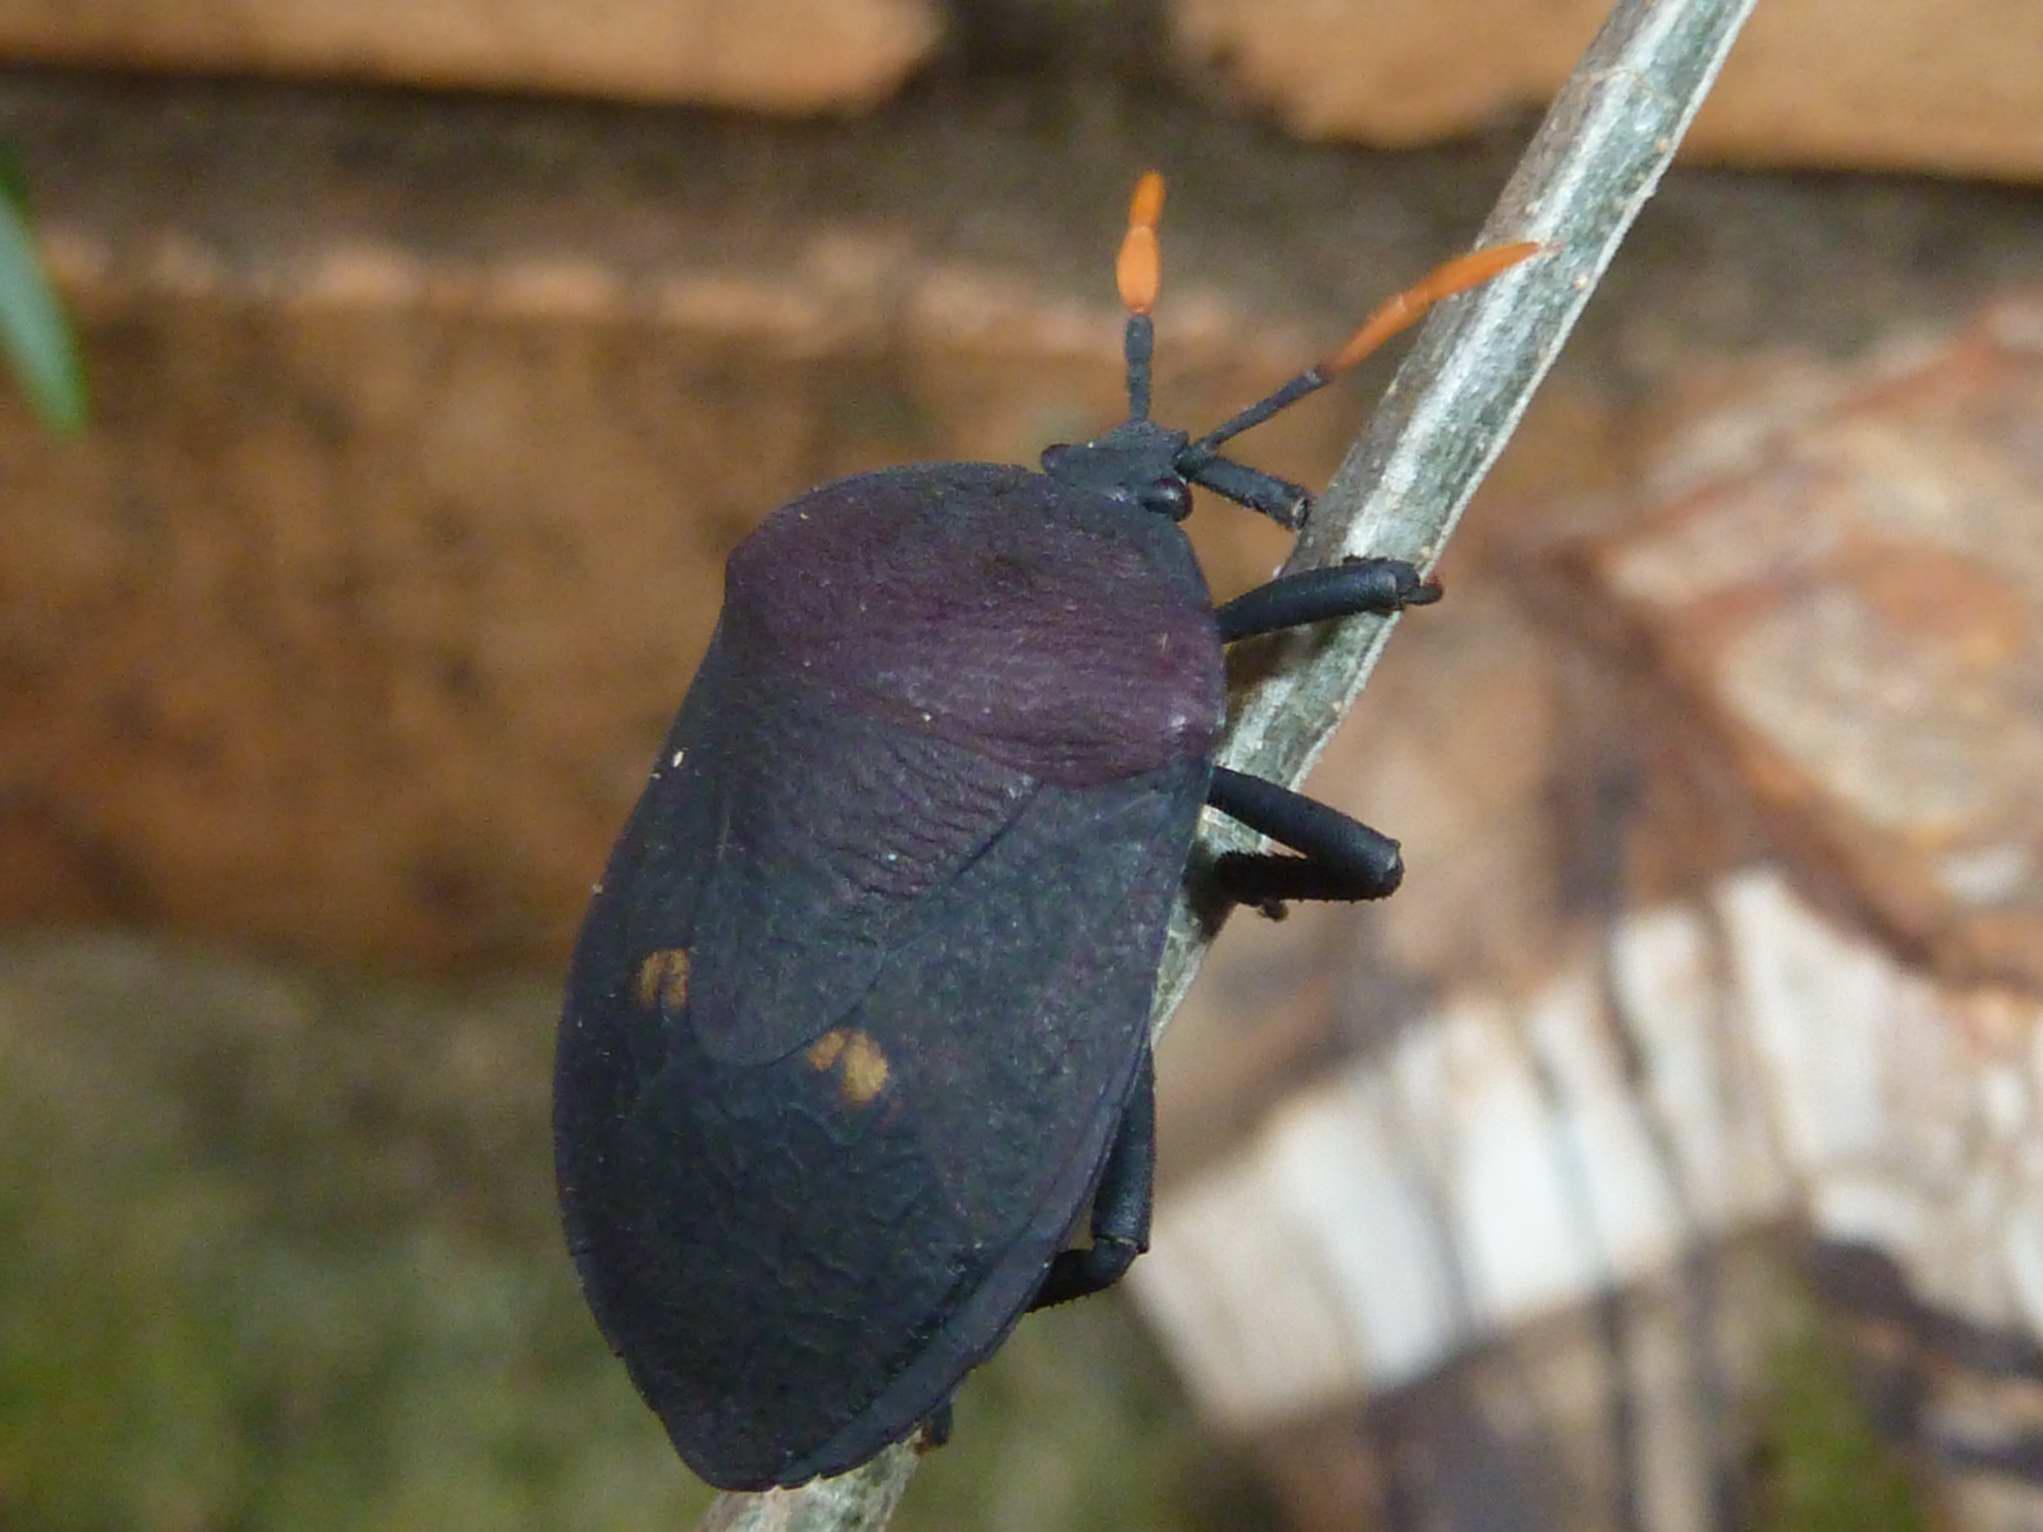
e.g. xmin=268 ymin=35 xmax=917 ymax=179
xmin=698 ymin=1447 xmax=919 ymax=1532
xmin=702 ymin=0 xmax=1757 ymax=1526
xmin=1149 ymin=0 xmax=1756 ymax=1023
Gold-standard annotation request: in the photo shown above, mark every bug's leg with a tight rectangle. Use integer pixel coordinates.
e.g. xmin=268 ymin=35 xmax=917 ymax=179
xmin=1029 ymin=1047 xmax=1155 ymax=1311
xmin=1207 ymin=765 xmax=1404 ymax=905
xmin=1215 ymin=557 xmax=1440 ymax=644
xmin=1180 ymin=455 xmax=1313 ymax=530
xmin=1176 ymin=242 xmax=1542 ymax=528
xmin=914 ymin=1402 xmax=954 ymax=1455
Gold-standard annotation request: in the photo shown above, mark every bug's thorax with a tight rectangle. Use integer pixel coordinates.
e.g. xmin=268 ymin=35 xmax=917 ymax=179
xmin=723 ymin=463 xmax=1225 ymax=786
xmin=1038 ymin=419 xmax=1194 ymax=524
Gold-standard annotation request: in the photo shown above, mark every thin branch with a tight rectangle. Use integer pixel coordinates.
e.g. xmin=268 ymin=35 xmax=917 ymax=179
xmin=702 ymin=1 xmax=1757 ymax=1526
xmin=697 ymin=1449 xmax=918 ymax=1532
xmin=1149 ymin=0 xmax=1759 ymax=1023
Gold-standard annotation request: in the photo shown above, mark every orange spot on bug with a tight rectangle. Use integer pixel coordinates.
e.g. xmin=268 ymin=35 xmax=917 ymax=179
xmin=836 ymin=1031 xmax=891 ymax=1107
xmin=803 ymin=1027 xmax=890 ymax=1107
xmin=634 ymin=948 xmax=691 ymax=1011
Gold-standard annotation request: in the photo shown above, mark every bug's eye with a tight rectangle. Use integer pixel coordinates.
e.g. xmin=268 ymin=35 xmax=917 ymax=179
xmin=1142 ymin=477 xmax=1192 ymax=521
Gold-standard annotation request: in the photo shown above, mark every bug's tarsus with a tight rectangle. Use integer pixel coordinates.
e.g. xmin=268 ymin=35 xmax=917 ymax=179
xmin=1216 ymin=850 xmax=1400 ymax=908
xmin=1028 ymin=1048 xmax=1155 ymax=1311
xmin=914 ymin=1403 xmax=954 ymax=1455
xmin=1215 ymin=556 xmax=1442 ymax=644
xmin=1207 ymin=767 xmax=1404 ymax=905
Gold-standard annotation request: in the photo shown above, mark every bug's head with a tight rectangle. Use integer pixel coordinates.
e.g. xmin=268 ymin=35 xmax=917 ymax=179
xmin=1042 ymin=170 xmax=1539 ymax=531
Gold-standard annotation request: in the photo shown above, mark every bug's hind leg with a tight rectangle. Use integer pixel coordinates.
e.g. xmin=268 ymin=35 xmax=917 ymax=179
xmin=913 ymin=1401 xmax=954 ymax=1455
xmin=1214 ymin=556 xmax=1439 ymax=644
xmin=1207 ymin=766 xmax=1404 ymax=906
xmin=1029 ymin=1048 xmax=1155 ymax=1311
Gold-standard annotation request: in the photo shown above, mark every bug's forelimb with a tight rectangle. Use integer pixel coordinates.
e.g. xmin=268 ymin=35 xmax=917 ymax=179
xmin=1215 ymin=557 xmax=1442 ymax=643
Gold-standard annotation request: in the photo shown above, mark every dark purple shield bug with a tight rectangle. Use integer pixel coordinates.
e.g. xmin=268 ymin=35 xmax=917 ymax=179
xmin=555 ymin=172 xmax=1537 ymax=1491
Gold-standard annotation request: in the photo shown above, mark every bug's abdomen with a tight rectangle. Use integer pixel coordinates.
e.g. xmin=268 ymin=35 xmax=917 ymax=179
xmin=590 ymin=1022 xmax=956 ymax=1488
xmin=558 ymin=718 xmax=1210 ymax=1487
xmin=724 ymin=464 xmax=1225 ymax=786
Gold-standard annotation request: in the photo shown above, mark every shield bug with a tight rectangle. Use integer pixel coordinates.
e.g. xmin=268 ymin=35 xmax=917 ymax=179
xmin=555 ymin=173 xmax=1536 ymax=1491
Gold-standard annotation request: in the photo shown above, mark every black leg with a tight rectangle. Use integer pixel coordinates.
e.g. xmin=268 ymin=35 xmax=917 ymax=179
xmin=1029 ymin=1048 xmax=1155 ymax=1311
xmin=1215 ymin=557 xmax=1440 ymax=644
xmin=914 ymin=1401 xmax=954 ymax=1455
xmin=1207 ymin=766 xmax=1404 ymax=905
xmin=1181 ymin=453 xmax=1313 ymax=530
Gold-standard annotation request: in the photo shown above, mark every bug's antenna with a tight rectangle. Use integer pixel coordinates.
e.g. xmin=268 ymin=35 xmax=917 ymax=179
xmin=1116 ymin=171 xmax=1165 ymax=422
xmin=1182 ymin=242 xmax=1543 ymax=460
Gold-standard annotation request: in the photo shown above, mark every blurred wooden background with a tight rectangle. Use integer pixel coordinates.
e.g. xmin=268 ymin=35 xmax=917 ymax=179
xmin=2 ymin=2 xmax=2040 ymax=1528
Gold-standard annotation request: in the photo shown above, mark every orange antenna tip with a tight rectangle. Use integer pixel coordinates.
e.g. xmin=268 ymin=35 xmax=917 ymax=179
xmin=1117 ymin=172 xmax=1167 ymax=315
xmin=1117 ymin=228 xmax=1160 ymax=314
xmin=1128 ymin=170 xmax=1166 ymax=231
xmin=1323 ymin=240 xmax=1543 ymax=377
xmin=1434 ymin=240 xmax=1543 ymax=291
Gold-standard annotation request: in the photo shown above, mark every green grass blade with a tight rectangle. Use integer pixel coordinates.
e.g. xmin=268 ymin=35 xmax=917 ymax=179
xmin=0 ymin=177 xmax=87 ymax=435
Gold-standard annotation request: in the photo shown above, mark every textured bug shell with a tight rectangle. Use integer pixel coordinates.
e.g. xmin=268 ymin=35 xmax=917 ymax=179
xmin=555 ymin=463 xmax=1225 ymax=1489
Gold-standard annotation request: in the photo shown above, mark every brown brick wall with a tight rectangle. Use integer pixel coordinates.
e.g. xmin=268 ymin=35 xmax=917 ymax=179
xmin=1173 ymin=0 xmax=2043 ymax=181
xmin=0 ymin=0 xmax=943 ymax=112
xmin=1 ymin=1 xmax=2040 ymax=178
xmin=1 ymin=56 xmax=2039 ymax=972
